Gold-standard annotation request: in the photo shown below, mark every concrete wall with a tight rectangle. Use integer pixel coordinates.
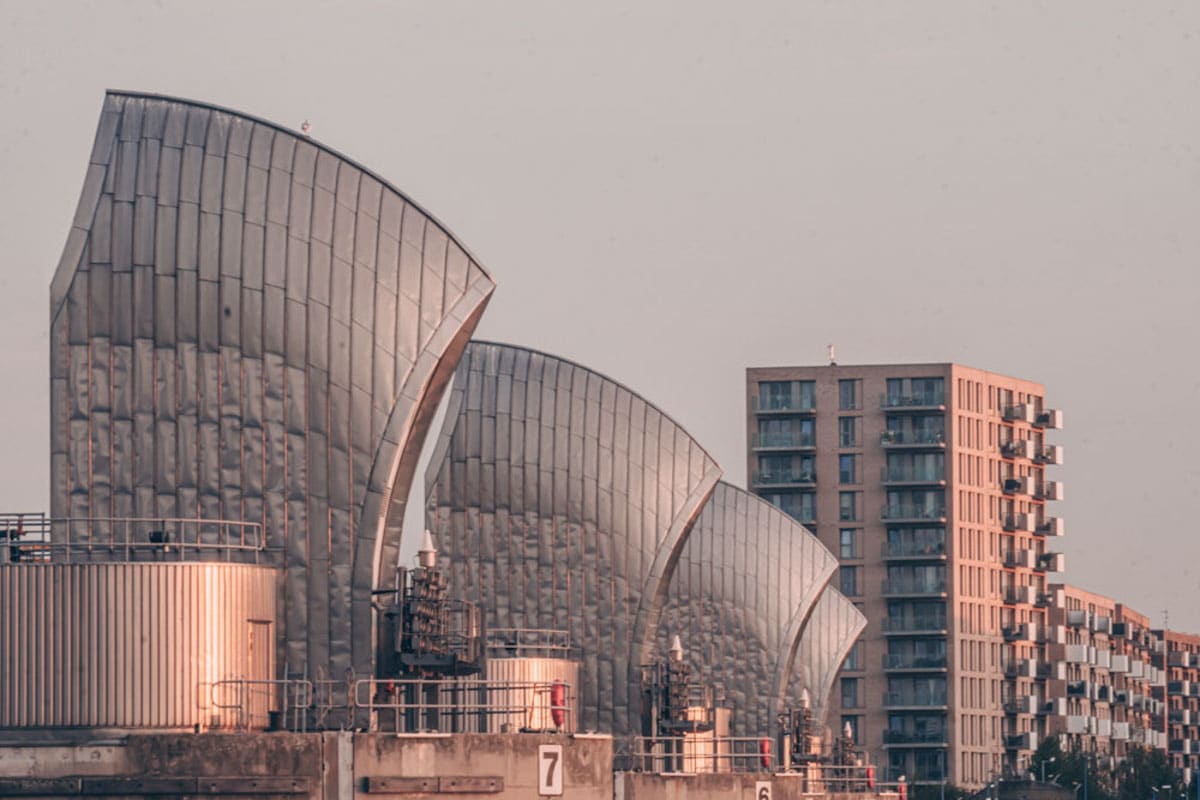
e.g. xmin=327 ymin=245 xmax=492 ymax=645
xmin=617 ymin=772 xmax=901 ymax=800
xmin=0 ymin=731 xmax=611 ymax=800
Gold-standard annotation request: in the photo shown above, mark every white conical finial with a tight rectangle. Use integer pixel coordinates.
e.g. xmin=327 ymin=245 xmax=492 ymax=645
xmin=669 ymin=634 xmax=684 ymax=662
xmin=828 ymin=344 xmax=837 ymax=366
xmin=800 ymin=687 xmax=811 ymax=709
xmin=843 ymin=721 xmax=853 ymax=739
xmin=418 ymin=530 xmax=438 ymax=568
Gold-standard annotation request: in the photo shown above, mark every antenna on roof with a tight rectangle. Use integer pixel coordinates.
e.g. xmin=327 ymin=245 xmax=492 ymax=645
xmin=828 ymin=344 xmax=837 ymax=366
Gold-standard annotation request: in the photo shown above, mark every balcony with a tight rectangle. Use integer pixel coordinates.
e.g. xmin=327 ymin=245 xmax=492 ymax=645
xmin=882 ymin=729 xmax=948 ymax=747
xmin=883 ymin=653 xmax=948 ymax=671
xmin=882 ymin=578 xmax=947 ymax=598
xmin=750 ymin=431 xmax=816 ymax=450
xmin=880 ymin=431 xmax=946 ymax=449
xmin=1002 ymin=549 xmax=1038 ymax=570
xmin=1041 ymin=624 xmax=1066 ymax=645
xmin=751 ymin=469 xmax=816 ymax=489
xmin=1000 ymin=440 xmax=1037 ymax=460
xmin=1002 ymin=476 xmax=1037 ymax=496
xmin=1038 ymin=480 xmax=1065 ymax=501
xmin=881 ymin=466 xmax=946 ymax=486
xmin=1004 ymin=695 xmax=1040 ymax=715
xmin=883 ymin=540 xmax=947 ymax=561
xmin=881 ymin=504 xmax=947 ymax=523
xmin=1038 ymin=517 xmax=1065 ymax=537
xmin=1003 ymin=622 xmax=1037 ymax=642
xmin=752 ymin=395 xmax=815 ymax=415
xmin=1003 ymin=585 xmax=1034 ymax=605
xmin=1112 ymin=721 xmax=1130 ymax=740
xmin=1040 ymin=661 xmax=1067 ymax=681
xmin=1067 ymin=609 xmax=1089 ymax=628
xmin=881 ymin=393 xmax=946 ymax=412
xmin=1036 ymin=444 xmax=1065 ymax=465
xmin=1003 ymin=513 xmax=1037 ymax=533
xmin=1067 ymin=680 xmax=1092 ymax=698
xmin=1003 ymin=404 xmax=1036 ymax=424
xmin=1169 ymin=651 xmax=1194 ymax=668
xmin=1039 ymin=552 xmax=1066 ymax=573
xmin=1006 ymin=731 xmax=1038 ymax=750
xmin=882 ymin=617 xmax=949 ymax=636
xmin=1004 ymin=658 xmax=1039 ymax=678
xmin=883 ymin=691 xmax=948 ymax=710
xmin=1111 ymin=655 xmax=1130 ymax=674
xmin=1036 ymin=408 xmax=1064 ymax=429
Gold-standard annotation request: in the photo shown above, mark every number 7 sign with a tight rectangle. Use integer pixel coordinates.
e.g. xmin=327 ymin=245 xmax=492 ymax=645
xmin=539 ymin=744 xmax=563 ymax=796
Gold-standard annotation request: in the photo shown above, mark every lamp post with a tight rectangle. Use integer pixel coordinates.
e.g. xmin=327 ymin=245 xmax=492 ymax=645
xmin=1041 ymin=757 xmax=1056 ymax=784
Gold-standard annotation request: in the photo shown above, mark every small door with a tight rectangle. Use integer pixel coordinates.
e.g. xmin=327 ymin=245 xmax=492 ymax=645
xmin=246 ymin=620 xmax=274 ymax=729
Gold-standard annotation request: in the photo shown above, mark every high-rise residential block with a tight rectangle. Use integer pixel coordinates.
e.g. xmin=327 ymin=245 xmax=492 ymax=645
xmin=1154 ymin=629 xmax=1200 ymax=779
xmin=746 ymin=363 xmax=1064 ymax=788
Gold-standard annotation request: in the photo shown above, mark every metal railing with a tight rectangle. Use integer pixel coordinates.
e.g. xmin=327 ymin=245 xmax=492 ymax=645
xmin=881 ymin=393 xmax=945 ymax=409
xmin=486 ymin=628 xmax=575 ymax=658
xmin=880 ymin=431 xmax=946 ymax=446
xmin=210 ymin=678 xmax=314 ymax=732
xmin=881 ymin=617 xmax=948 ymax=634
xmin=881 ymin=578 xmax=947 ymax=596
xmin=625 ymin=735 xmax=773 ymax=774
xmin=752 ymin=470 xmax=816 ymax=486
xmin=751 ymin=431 xmax=816 ymax=448
xmin=882 ymin=540 xmax=946 ymax=559
xmin=752 ymin=395 xmax=816 ymax=413
xmin=881 ymin=466 xmax=945 ymax=483
xmin=0 ymin=513 xmax=265 ymax=563
xmin=353 ymin=678 xmax=575 ymax=734
xmin=881 ymin=504 xmax=946 ymax=521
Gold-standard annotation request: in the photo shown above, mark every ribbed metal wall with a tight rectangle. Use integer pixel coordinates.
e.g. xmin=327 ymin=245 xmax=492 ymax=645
xmin=485 ymin=657 xmax=580 ymax=733
xmin=0 ymin=563 xmax=277 ymax=729
xmin=657 ymin=481 xmax=840 ymax=740
xmin=425 ymin=341 xmax=722 ymax=735
xmin=791 ymin=588 xmax=867 ymax=728
xmin=48 ymin=91 xmax=496 ymax=685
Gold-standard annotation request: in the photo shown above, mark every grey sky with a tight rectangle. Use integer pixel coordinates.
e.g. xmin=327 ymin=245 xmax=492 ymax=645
xmin=2 ymin=2 xmax=1198 ymax=628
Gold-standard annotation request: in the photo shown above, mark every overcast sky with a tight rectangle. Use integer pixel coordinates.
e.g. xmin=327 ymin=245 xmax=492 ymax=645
xmin=1 ymin=1 xmax=1198 ymax=629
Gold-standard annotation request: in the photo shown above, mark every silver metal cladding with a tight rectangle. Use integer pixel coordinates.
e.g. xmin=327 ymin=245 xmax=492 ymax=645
xmin=656 ymin=481 xmax=840 ymax=741
xmin=48 ymin=92 xmax=496 ymax=688
xmin=425 ymin=341 xmax=722 ymax=735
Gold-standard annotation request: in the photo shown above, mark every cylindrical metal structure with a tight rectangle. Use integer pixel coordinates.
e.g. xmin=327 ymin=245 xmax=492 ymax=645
xmin=0 ymin=563 xmax=278 ymax=730
xmin=484 ymin=657 xmax=580 ymax=733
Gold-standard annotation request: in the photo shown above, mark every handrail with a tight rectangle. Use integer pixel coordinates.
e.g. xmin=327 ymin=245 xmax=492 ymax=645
xmin=627 ymin=735 xmax=774 ymax=774
xmin=354 ymin=677 xmax=575 ymax=734
xmin=209 ymin=678 xmax=313 ymax=732
xmin=0 ymin=514 xmax=265 ymax=564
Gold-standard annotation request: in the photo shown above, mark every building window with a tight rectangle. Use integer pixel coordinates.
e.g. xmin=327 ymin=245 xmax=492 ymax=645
xmin=838 ymin=417 xmax=859 ymax=447
xmin=840 ymin=528 xmax=860 ymax=559
xmin=843 ymin=640 xmax=863 ymax=671
xmin=757 ymin=380 xmax=815 ymax=411
xmin=839 ymin=454 xmax=859 ymax=484
xmin=839 ymin=379 xmax=861 ymax=410
xmin=841 ymin=715 xmax=861 ymax=744
xmin=764 ymin=492 xmax=816 ymax=525
xmin=840 ymin=565 xmax=860 ymax=596
xmin=839 ymin=491 xmax=859 ymax=521
xmin=885 ymin=377 xmax=945 ymax=407
xmin=841 ymin=678 xmax=861 ymax=709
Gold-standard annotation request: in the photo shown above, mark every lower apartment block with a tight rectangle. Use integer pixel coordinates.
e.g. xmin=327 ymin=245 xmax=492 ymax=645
xmin=1045 ymin=585 xmax=1165 ymax=766
xmin=1155 ymin=629 xmax=1200 ymax=781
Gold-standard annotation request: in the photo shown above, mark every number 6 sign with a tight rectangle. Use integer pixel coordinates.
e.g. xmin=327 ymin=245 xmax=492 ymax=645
xmin=756 ymin=780 xmax=772 ymax=800
xmin=539 ymin=744 xmax=563 ymax=796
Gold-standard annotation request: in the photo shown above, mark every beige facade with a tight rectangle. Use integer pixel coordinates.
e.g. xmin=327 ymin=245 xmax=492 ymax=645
xmin=1044 ymin=586 xmax=1165 ymax=763
xmin=745 ymin=363 xmax=1064 ymax=788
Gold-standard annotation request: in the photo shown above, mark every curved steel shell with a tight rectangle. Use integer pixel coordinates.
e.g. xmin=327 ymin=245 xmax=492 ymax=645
xmin=0 ymin=563 xmax=277 ymax=729
xmin=791 ymin=588 xmax=867 ymax=728
xmin=49 ymin=91 xmax=496 ymax=685
xmin=656 ymin=481 xmax=838 ymax=740
xmin=425 ymin=341 xmax=722 ymax=735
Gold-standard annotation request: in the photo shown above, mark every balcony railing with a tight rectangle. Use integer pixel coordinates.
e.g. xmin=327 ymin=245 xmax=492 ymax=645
xmin=880 ymin=431 xmax=946 ymax=447
xmin=881 ymin=394 xmax=946 ymax=410
xmin=883 ymin=691 xmax=948 ymax=708
xmin=882 ymin=504 xmax=946 ymax=522
xmin=883 ymin=654 xmax=948 ymax=671
xmin=881 ymin=617 xmax=948 ymax=635
xmin=882 ymin=578 xmax=947 ymax=597
xmin=752 ymin=396 xmax=815 ymax=413
xmin=751 ymin=470 xmax=816 ymax=488
xmin=882 ymin=729 xmax=948 ymax=746
xmin=881 ymin=467 xmax=946 ymax=484
xmin=883 ymin=540 xmax=947 ymax=560
xmin=750 ymin=431 xmax=815 ymax=449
